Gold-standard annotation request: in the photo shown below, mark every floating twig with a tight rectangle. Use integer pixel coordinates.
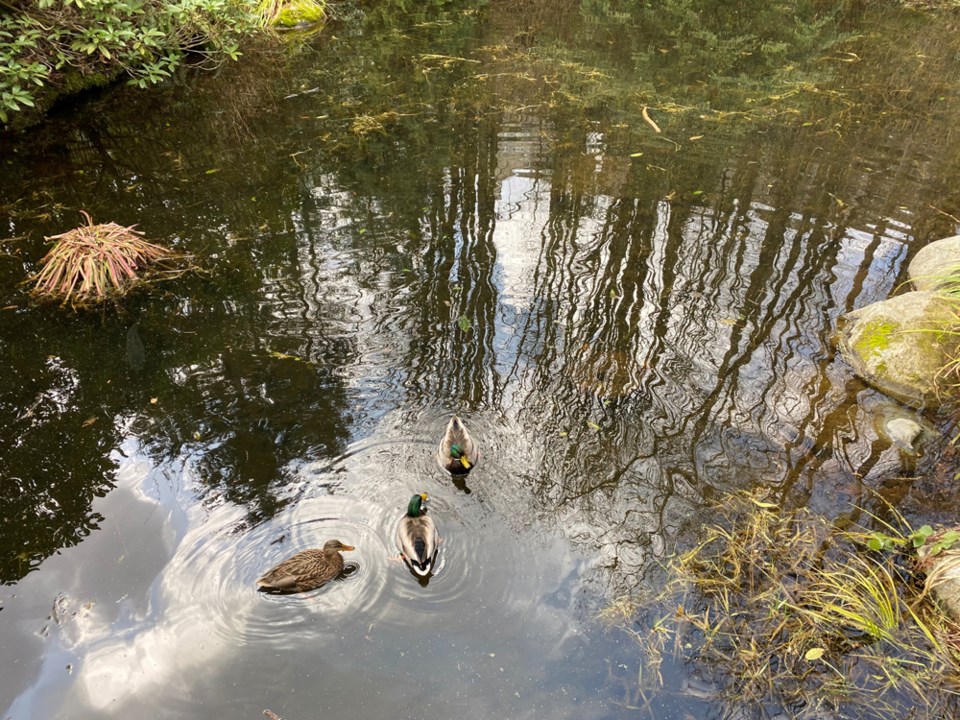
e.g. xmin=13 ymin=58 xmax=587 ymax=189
xmin=641 ymin=106 xmax=661 ymax=134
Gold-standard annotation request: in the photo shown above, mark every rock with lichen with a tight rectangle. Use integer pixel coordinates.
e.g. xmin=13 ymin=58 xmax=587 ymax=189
xmin=909 ymin=235 xmax=960 ymax=292
xmin=835 ymin=290 xmax=958 ymax=408
xmin=918 ymin=537 xmax=960 ymax=622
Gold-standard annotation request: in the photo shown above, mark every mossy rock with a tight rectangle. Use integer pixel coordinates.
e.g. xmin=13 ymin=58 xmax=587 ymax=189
xmin=919 ymin=536 xmax=960 ymax=622
xmin=835 ymin=290 xmax=958 ymax=408
xmin=909 ymin=235 xmax=960 ymax=292
xmin=270 ymin=0 xmax=325 ymax=27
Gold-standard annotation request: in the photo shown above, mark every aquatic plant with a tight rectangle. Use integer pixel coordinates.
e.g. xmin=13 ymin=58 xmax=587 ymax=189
xmin=604 ymin=492 xmax=960 ymax=719
xmin=29 ymin=211 xmax=183 ymax=308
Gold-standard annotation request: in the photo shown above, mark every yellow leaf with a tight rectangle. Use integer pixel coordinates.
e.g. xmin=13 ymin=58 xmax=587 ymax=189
xmin=750 ymin=498 xmax=778 ymax=509
xmin=150 ymin=397 xmax=158 ymax=405
xmin=805 ymin=647 xmax=825 ymax=661
xmin=82 ymin=416 xmax=97 ymax=427
xmin=689 ymin=135 xmax=704 ymax=141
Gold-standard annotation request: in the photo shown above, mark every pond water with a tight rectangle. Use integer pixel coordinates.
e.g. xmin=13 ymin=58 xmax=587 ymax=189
xmin=3 ymin=1 xmax=960 ymax=718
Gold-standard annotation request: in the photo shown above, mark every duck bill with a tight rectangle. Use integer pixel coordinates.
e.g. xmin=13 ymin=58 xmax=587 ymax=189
xmin=340 ymin=545 xmax=356 ymax=552
xmin=460 ymin=457 xmax=471 ymax=469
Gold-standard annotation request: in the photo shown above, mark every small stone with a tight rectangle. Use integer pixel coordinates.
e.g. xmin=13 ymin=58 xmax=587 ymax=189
xmin=883 ymin=417 xmax=923 ymax=454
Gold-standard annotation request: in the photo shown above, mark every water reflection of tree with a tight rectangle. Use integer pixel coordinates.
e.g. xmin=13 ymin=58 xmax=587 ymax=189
xmin=0 ymin=318 xmax=121 ymax=584
xmin=3 ymin=0 xmax=960 ymax=595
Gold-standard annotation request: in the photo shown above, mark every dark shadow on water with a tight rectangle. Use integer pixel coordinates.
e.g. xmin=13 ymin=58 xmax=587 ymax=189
xmin=450 ymin=475 xmax=472 ymax=495
xmin=406 ymin=565 xmax=434 ymax=588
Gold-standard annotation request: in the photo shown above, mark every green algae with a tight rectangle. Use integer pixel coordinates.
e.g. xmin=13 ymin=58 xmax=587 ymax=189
xmin=853 ymin=318 xmax=898 ymax=361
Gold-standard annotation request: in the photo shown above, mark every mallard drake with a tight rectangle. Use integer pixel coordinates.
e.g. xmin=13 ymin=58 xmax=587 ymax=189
xmin=437 ymin=415 xmax=478 ymax=474
xmin=256 ymin=539 xmax=355 ymax=593
xmin=396 ymin=493 xmax=439 ymax=576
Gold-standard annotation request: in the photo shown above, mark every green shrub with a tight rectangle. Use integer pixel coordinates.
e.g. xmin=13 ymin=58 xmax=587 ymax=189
xmin=0 ymin=0 xmax=261 ymax=125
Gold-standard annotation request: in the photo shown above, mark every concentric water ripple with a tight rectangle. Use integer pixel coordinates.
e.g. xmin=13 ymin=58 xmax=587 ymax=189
xmin=160 ymin=496 xmax=391 ymax=651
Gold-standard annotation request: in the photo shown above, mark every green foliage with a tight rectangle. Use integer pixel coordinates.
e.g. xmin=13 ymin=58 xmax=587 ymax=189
xmin=911 ymin=525 xmax=960 ymax=556
xmin=0 ymin=0 xmax=261 ymax=124
xmin=867 ymin=525 xmax=960 ymax=556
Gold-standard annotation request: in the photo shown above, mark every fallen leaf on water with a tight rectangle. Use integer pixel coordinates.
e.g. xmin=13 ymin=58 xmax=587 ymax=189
xmin=689 ymin=135 xmax=704 ymax=141
xmin=587 ymin=422 xmax=601 ymax=431
xmin=629 ymin=152 xmax=643 ymax=158
xmin=150 ymin=397 xmax=158 ymax=404
xmin=204 ymin=168 xmax=220 ymax=175
xmin=750 ymin=498 xmax=778 ymax=509
xmin=458 ymin=315 xmax=471 ymax=332
xmin=82 ymin=416 xmax=97 ymax=427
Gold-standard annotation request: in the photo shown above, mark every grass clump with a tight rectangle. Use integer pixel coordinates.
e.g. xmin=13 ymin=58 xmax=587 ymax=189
xmin=609 ymin=492 xmax=960 ymax=719
xmin=933 ymin=268 xmax=960 ymax=390
xmin=29 ymin=211 xmax=187 ymax=308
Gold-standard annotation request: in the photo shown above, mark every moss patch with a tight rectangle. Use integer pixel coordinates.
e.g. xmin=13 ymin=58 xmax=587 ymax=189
xmin=270 ymin=0 xmax=325 ymax=27
xmin=853 ymin=318 xmax=898 ymax=361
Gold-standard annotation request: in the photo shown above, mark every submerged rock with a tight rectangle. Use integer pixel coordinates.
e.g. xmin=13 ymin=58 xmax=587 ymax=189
xmin=883 ymin=417 xmax=923 ymax=453
xmin=835 ymin=290 xmax=958 ymax=408
xmin=909 ymin=235 xmax=960 ymax=292
xmin=869 ymin=401 xmax=934 ymax=456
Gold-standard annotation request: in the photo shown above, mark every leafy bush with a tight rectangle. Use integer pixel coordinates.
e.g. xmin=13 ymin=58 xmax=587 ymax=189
xmin=0 ymin=0 xmax=261 ymax=125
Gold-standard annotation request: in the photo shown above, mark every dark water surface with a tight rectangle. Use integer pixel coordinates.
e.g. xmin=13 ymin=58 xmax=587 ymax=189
xmin=3 ymin=2 xmax=960 ymax=718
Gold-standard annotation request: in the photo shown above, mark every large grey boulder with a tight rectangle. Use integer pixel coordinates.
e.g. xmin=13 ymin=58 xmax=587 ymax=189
xmin=919 ymin=539 xmax=960 ymax=622
xmin=909 ymin=235 xmax=960 ymax=292
xmin=836 ymin=290 xmax=958 ymax=408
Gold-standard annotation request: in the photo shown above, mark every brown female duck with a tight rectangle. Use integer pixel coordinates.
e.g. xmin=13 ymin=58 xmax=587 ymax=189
xmin=256 ymin=539 xmax=355 ymax=593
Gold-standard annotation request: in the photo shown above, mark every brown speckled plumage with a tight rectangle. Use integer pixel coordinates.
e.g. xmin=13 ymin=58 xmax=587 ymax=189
xmin=257 ymin=539 xmax=354 ymax=594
